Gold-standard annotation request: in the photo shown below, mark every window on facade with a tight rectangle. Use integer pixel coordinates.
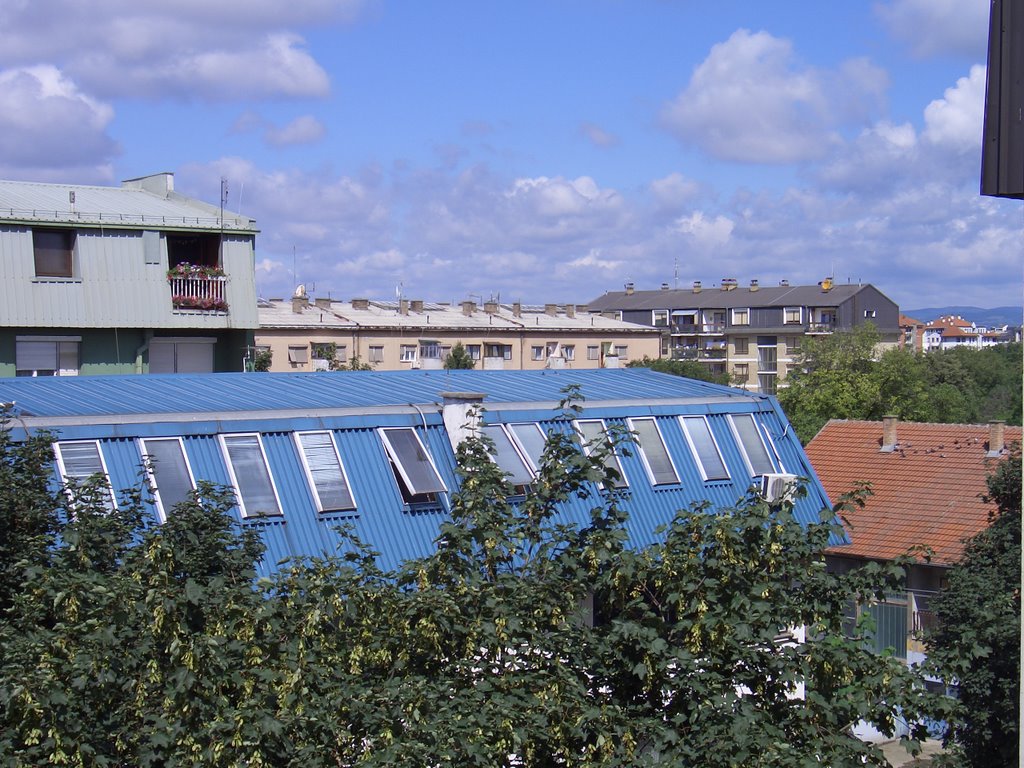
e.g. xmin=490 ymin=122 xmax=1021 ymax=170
xmin=785 ymin=336 xmax=800 ymax=355
xmin=288 ymin=345 xmax=309 ymax=364
xmin=587 ymin=345 xmax=600 ymax=360
xmin=864 ymin=309 xmax=877 ymax=318
xmin=575 ymin=420 xmax=628 ymax=489
xmin=652 ymin=310 xmax=669 ymax=327
xmin=379 ymin=427 xmax=447 ymax=503
xmin=400 ymin=345 xmax=417 ymax=363
xmin=531 ymin=345 xmax=545 ymax=361
xmin=734 ymin=362 xmax=749 ymax=379
xmin=729 ymin=414 xmax=776 ymax=476
xmin=467 ymin=344 xmax=481 ymax=361
xmin=368 ymin=346 xmax=384 ymax=363
xmin=734 ymin=337 xmax=749 ymax=355
xmin=311 ymin=343 xmax=334 ymax=360
xmin=783 ymin=307 xmax=802 ymax=324
xmin=33 ymin=228 xmax=76 ymax=278
xmin=55 ymin=440 xmax=116 ymax=512
xmin=628 ymin=418 xmax=679 ymax=485
xmin=296 ymin=431 xmax=356 ymax=512
xmin=485 ymin=344 xmax=512 ymax=360
xmin=614 ymin=345 xmax=628 ymax=359
xmin=15 ymin=338 xmax=80 ymax=377
xmin=508 ymin=423 xmax=547 ymax=472
xmin=680 ymin=416 xmax=729 ymax=481
xmin=562 ymin=344 xmax=575 ymax=361
xmin=149 ymin=339 xmax=215 ymax=373
xmin=166 ymin=232 xmax=221 ymax=270
xmin=480 ymin=425 xmax=534 ymax=487
xmin=732 ymin=308 xmax=750 ymax=326
xmin=221 ymin=434 xmax=282 ymax=517
xmin=758 ymin=374 xmax=778 ymax=395
xmin=140 ymin=438 xmax=195 ymax=522
xmin=420 ymin=342 xmax=441 ymax=359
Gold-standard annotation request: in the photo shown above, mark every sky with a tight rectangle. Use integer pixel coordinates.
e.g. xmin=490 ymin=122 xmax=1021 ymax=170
xmin=0 ymin=0 xmax=1020 ymax=310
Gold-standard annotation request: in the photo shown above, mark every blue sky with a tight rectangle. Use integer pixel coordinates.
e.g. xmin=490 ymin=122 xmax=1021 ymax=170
xmin=0 ymin=0 xmax=1019 ymax=310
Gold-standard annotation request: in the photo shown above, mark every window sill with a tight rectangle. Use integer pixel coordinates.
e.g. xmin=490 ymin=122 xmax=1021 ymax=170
xmin=32 ymin=276 xmax=81 ymax=284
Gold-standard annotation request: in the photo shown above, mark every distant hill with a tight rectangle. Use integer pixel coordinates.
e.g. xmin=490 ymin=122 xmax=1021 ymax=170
xmin=902 ymin=306 xmax=1023 ymax=327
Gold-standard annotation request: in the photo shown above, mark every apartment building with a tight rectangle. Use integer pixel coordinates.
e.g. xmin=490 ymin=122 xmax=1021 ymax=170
xmin=0 ymin=173 xmax=259 ymax=376
xmin=920 ymin=314 xmax=1018 ymax=352
xmin=586 ymin=279 xmax=899 ymax=393
xmin=256 ymin=296 xmax=662 ymax=371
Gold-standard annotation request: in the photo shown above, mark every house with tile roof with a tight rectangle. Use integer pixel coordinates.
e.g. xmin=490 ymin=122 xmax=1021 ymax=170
xmin=256 ymin=296 xmax=662 ymax=372
xmin=0 ymin=368 xmax=836 ymax=576
xmin=921 ymin=315 xmax=1013 ymax=352
xmin=805 ymin=417 xmax=1020 ymax=666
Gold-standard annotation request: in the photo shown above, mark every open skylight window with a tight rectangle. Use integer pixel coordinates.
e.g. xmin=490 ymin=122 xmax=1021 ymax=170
xmin=379 ymin=427 xmax=447 ymax=504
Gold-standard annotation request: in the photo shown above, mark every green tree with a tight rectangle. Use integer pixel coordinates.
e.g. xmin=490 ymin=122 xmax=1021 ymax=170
xmin=443 ymin=341 xmax=475 ymax=370
xmin=0 ymin=404 xmax=950 ymax=766
xmin=335 ymin=354 xmax=375 ymax=371
xmin=252 ymin=348 xmax=273 ymax=372
xmin=926 ymin=445 xmax=1021 ymax=768
xmin=627 ymin=355 xmax=732 ymax=386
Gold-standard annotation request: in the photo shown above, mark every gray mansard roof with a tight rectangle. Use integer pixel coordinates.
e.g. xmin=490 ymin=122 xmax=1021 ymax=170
xmin=587 ymin=283 xmax=886 ymax=312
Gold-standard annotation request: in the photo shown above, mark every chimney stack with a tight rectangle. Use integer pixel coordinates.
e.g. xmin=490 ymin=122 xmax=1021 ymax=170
xmin=749 ymin=279 xmax=759 ymax=291
xmin=779 ymin=279 xmax=790 ymax=287
xmin=352 ymin=298 xmax=369 ymax=310
xmin=291 ymin=297 xmax=306 ymax=313
xmin=565 ymin=304 xmax=576 ymax=318
xmin=544 ymin=303 xmax=558 ymax=316
xmin=987 ymin=420 xmax=1006 ymax=456
xmin=411 ymin=299 xmax=424 ymax=313
xmin=461 ymin=300 xmax=476 ymax=316
xmin=661 ymin=282 xmax=670 ymax=290
xmin=881 ymin=415 xmax=898 ymax=452
xmin=721 ymin=277 xmax=737 ymax=291
xmin=512 ymin=301 xmax=522 ymax=318
xmin=399 ymin=298 xmax=409 ymax=315
xmin=624 ymin=282 xmax=635 ymax=295
xmin=314 ymin=297 xmax=332 ymax=310
xmin=693 ymin=280 xmax=702 ymax=293
xmin=484 ymin=301 xmax=499 ymax=314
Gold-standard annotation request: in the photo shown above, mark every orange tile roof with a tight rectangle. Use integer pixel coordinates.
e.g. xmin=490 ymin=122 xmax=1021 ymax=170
xmin=806 ymin=420 xmax=1021 ymax=566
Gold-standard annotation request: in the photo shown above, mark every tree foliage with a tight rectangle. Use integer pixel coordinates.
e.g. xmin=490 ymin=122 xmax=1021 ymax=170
xmin=778 ymin=328 xmax=1021 ymax=443
xmin=444 ymin=342 xmax=476 ymax=370
xmin=0 ymin=404 xmax=950 ymax=766
xmin=627 ymin=355 xmax=733 ymax=386
xmin=926 ymin=445 xmax=1021 ymax=768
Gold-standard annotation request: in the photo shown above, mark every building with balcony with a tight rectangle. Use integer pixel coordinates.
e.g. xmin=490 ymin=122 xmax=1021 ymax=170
xmin=806 ymin=417 xmax=1020 ymax=668
xmin=0 ymin=173 xmax=259 ymax=376
xmin=920 ymin=314 xmax=1018 ymax=352
xmin=256 ymin=296 xmax=661 ymax=372
xmin=586 ymin=279 xmax=899 ymax=394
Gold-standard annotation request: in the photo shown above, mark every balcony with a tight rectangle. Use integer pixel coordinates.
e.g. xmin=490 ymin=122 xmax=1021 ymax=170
xmin=672 ymin=347 xmax=699 ymax=360
xmin=699 ymin=322 xmax=725 ymax=335
xmin=671 ymin=322 xmax=699 ymax=335
xmin=806 ymin=321 xmax=836 ymax=334
xmin=168 ymin=264 xmax=228 ymax=312
xmin=699 ymin=348 xmax=727 ymax=360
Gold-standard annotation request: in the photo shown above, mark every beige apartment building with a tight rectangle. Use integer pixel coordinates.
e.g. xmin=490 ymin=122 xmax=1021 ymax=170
xmin=255 ymin=296 xmax=662 ymax=372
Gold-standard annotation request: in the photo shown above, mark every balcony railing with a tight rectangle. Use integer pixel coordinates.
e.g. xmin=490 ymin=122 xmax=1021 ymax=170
xmin=672 ymin=347 xmax=699 ymax=360
xmin=671 ymin=323 xmax=699 ymax=335
xmin=699 ymin=322 xmax=725 ymax=334
xmin=806 ymin=321 xmax=836 ymax=334
xmin=699 ymin=348 xmax=727 ymax=360
xmin=169 ymin=274 xmax=228 ymax=312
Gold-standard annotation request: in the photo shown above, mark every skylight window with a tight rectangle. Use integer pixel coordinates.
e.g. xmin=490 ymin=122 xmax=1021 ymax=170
xmin=54 ymin=440 xmax=116 ymax=512
xmin=680 ymin=416 xmax=730 ymax=481
xmin=220 ymin=434 xmax=283 ymax=517
xmin=379 ymin=427 xmax=447 ymax=504
xmin=728 ymin=414 xmax=777 ymax=477
xmin=140 ymin=437 xmax=195 ymax=521
xmin=508 ymin=423 xmax=547 ymax=473
xmin=295 ymin=431 xmax=356 ymax=513
xmin=627 ymin=418 xmax=679 ymax=485
xmin=575 ymin=419 xmax=628 ymax=489
xmin=480 ymin=425 xmax=534 ymax=487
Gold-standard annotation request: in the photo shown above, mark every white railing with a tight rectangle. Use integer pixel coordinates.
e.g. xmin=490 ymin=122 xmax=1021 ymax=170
xmin=169 ymin=275 xmax=228 ymax=312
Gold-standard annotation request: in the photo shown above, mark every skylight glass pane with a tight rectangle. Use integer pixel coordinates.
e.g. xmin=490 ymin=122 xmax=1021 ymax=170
xmin=509 ymin=423 xmax=547 ymax=471
xmin=56 ymin=441 xmax=115 ymax=512
xmin=381 ymin=428 xmax=447 ymax=495
xmin=223 ymin=434 xmax=281 ymax=517
xmin=631 ymin=418 xmax=679 ymax=485
xmin=298 ymin=431 xmax=355 ymax=512
xmin=481 ymin=425 xmax=533 ymax=486
xmin=681 ymin=416 xmax=729 ymax=481
xmin=142 ymin=438 xmax=194 ymax=518
xmin=576 ymin=420 xmax=627 ymax=488
xmin=731 ymin=414 xmax=775 ymax=475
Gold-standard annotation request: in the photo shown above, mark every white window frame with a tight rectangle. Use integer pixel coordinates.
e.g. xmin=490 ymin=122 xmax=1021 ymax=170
xmin=627 ymin=417 xmax=680 ymax=486
xmin=378 ymin=427 xmax=447 ymax=502
xmin=574 ymin=419 xmax=628 ymax=489
xmin=288 ymin=345 xmax=309 ymax=364
xmin=652 ymin=309 xmax=669 ymax=327
xmin=54 ymin=440 xmax=116 ymax=512
xmin=531 ymin=345 xmax=545 ymax=361
xmin=294 ymin=430 xmax=357 ymax=513
xmin=784 ymin=307 xmax=803 ymax=324
xmin=400 ymin=345 xmax=418 ymax=363
xmin=467 ymin=344 xmax=481 ymax=361
xmin=140 ymin=437 xmax=196 ymax=523
xmin=587 ymin=345 xmax=600 ymax=361
xmin=614 ymin=345 xmax=628 ymax=360
xmin=368 ymin=345 xmax=385 ymax=363
xmin=727 ymin=414 xmax=781 ymax=477
xmin=480 ymin=424 xmax=535 ymax=488
xmin=679 ymin=416 xmax=730 ymax=481
xmin=731 ymin=308 xmax=750 ymax=326
xmin=507 ymin=422 xmax=547 ymax=474
xmin=562 ymin=344 xmax=575 ymax=361
xmin=219 ymin=433 xmax=284 ymax=518
xmin=864 ymin=309 xmax=877 ymax=318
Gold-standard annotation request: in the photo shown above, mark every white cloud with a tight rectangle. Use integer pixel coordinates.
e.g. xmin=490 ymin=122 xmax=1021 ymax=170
xmin=648 ymin=172 xmax=701 ymax=209
xmin=265 ymin=114 xmax=327 ymax=146
xmin=661 ymin=29 xmax=886 ymax=164
xmin=672 ymin=211 xmax=735 ymax=247
xmin=579 ymin=122 xmax=620 ymax=148
xmin=875 ymin=0 xmax=989 ymax=58
xmin=923 ymin=65 xmax=986 ymax=151
xmin=0 ymin=65 xmax=117 ymax=176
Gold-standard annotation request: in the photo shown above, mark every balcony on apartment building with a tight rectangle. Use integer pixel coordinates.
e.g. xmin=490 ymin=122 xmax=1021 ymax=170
xmin=699 ymin=341 xmax=727 ymax=361
xmin=806 ymin=321 xmax=836 ymax=334
xmin=699 ymin=321 xmax=726 ymax=335
xmin=670 ymin=322 xmax=699 ymax=335
xmin=671 ymin=346 xmax=699 ymax=360
xmin=168 ymin=263 xmax=229 ymax=313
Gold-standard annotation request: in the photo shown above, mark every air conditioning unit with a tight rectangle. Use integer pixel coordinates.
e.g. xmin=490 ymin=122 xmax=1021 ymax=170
xmin=759 ymin=473 xmax=798 ymax=504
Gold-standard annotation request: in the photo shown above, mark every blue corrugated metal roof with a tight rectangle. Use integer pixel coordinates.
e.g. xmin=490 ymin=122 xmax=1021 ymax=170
xmin=0 ymin=370 xmax=844 ymax=575
xmin=0 ymin=369 xmax=757 ymax=419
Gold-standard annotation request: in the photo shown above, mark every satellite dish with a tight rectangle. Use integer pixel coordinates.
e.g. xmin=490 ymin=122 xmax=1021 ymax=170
xmin=292 ymin=284 xmax=307 ymax=298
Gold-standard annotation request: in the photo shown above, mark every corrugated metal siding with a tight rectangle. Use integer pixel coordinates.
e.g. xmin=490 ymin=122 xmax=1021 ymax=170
xmin=22 ymin=371 xmax=837 ymax=575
